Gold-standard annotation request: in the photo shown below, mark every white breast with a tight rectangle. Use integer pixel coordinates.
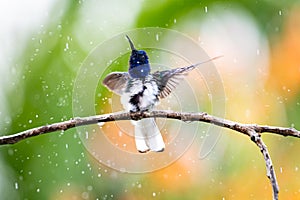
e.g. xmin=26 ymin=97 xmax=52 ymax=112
xmin=121 ymin=75 xmax=159 ymax=112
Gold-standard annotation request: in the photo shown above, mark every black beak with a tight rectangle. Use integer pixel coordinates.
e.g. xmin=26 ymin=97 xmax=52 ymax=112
xmin=125 ymin=35 xmax=136 ymax=51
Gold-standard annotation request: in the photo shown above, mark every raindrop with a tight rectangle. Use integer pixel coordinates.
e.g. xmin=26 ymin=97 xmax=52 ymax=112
xmin=81 ymin=192 xmax=89 ymax=199
xmin=15 ymin=182 xmax=19 ymax=190
xmin=64 ymin=43 xmax=69 ymax=51
xmin=87 ymin=185 xmax=93 ymax=191
xmin=256 ymin=49 xmax=260 ymax=55
xmin=107 ymin=60 xmax=113 ymax=65
xmin=152 ymin=192 xmax=156 ymax=197
xmin=118 ymin=131 xmax=123 ymax=136
xmin=155 ymin=34 xmax=159 ymax=41
xmin=204 ymin=6 xmax=208 ymax=13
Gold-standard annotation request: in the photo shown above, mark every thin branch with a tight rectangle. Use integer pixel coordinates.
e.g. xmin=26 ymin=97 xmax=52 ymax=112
xmin=247 ymin=129 xmax=279 ymax=200
xmin=1 ymin=110 xmax=299 ymax=199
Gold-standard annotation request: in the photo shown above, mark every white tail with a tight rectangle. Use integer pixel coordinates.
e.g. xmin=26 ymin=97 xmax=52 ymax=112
xmin=134 ymin=118 xmax=165 ymax=153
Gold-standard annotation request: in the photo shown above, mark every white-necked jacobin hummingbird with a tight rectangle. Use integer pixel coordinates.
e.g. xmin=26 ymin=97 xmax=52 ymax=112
xmin=103 ymin=35 xmax=220 ymax=153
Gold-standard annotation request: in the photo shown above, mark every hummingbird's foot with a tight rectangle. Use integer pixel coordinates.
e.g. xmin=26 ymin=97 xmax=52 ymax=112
xmin=129 ymin=109 xmax=151 ymax=120
xmin=129 ymin=110 xmax=143 ymax=120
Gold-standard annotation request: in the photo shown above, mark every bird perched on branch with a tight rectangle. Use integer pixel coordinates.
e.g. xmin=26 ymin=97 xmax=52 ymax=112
xmin=103 ymin=35 xmax=220 ymax=153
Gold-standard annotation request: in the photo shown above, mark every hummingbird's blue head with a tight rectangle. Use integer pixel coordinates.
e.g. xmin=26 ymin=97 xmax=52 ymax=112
xmin=126 ymin=35 xmax=150 ymax=78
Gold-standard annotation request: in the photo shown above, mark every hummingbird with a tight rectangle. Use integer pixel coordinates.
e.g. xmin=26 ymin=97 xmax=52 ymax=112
xmin=103 ymin=35 xmax=220 ymax=153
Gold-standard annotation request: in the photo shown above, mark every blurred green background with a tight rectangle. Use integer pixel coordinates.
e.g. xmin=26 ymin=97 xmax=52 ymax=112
xmin=1 ymin=0 xmax=300 ymax=199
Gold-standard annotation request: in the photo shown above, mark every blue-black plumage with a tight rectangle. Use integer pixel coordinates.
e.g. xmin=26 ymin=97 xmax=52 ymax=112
xmin=126 ymin=35 xmax=151 ymax=78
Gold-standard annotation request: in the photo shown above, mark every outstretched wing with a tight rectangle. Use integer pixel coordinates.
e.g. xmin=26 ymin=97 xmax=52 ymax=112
xmin=152 ymin=66 xmax=193 ymax=99
xmin=102 ymin=72 xmax=130 ymax=95
xmin=153 ymin=56 xmax=222 ymax=99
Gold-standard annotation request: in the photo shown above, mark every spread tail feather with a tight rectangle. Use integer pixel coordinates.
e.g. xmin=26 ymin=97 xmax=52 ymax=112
xmin=134 ymin=118 xmax=165 ymax=153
